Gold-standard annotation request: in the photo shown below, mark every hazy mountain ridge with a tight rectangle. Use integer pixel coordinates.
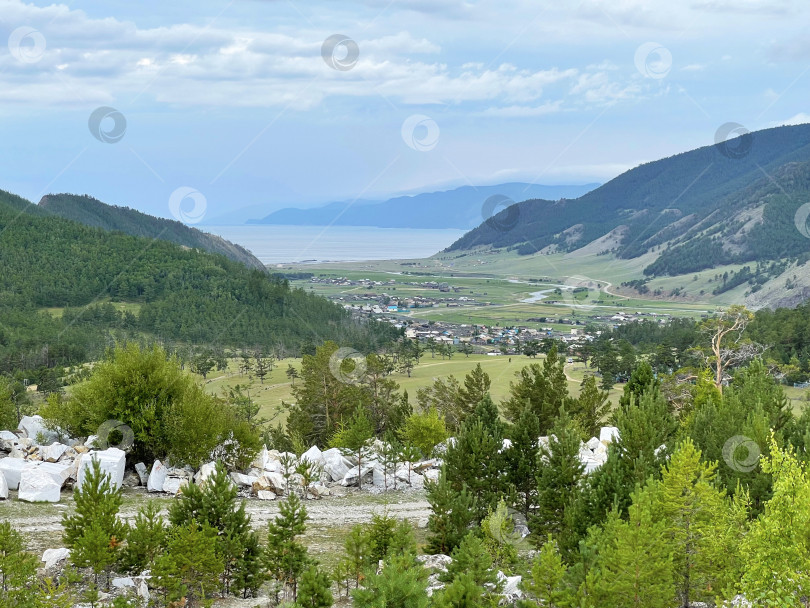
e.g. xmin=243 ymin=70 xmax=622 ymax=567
xmin=248 ymin=183 xmax=599 ymax=229
xmin=38 ymin=193 xmax=265 ymax=270
xmin=448 ymin=124 xmax=810 ymax=264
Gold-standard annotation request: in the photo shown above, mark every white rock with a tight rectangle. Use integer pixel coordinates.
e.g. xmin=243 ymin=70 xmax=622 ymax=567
xmin=0 ymin=470 xmax=7 ymax=499
xmin=135 ymin=462 xmax=148 ymax=485
xmin=599 ymin=426 xmax=620 ymax=443
xmin=416 ymin=554 xmax=452 ymax=572
xmin=41 ymin=442 xmax=69 ymax=462
xmin=341 ymin=465 xmax=373 ymax=487
xmin=253 ymin=472 xmax=286 ymax=494
xmin=0 ymin=430 xmax=16 ymax=441
xmin=162 ymin=477 xmax=186 ymax=495
xmin=19 ymin=468 xmax=61 ymax=502
xmin=424 ymin=469 xmax=440 ymax=483
xmin=37 ymin=461 xmax=74 ymax=486
xmin=0 ymin=430 xmax=17 ymax=451
xmin=18 ymin=415 xmax=59 ymax=445
xmin=257 ymin=490 xmax=276 ymax=500
xmin=372 ymin=464 xmax=388 ymax=488
xmin=412 ymin=459 xmax=438 ymax=472
xmin=322 ymin=448 xmax=352 ymax=482
xmin=41 ymin=548 xmax=71 ymax=570
xmin=585 ymin=437 xmax=601 ymax=451
xmin=112 ymin=577 xmax=135 ymax=589
xmin=84 ymin=435 xmax=99 ymax=448
xmin=395 ymin=467 xmax=425 ymax=489
xmin=147 ymin=460 xmax=167 ymax=493
xmin=308 ymin=483 xmax=330 ymax=498
xmin=501 ymin=438 xmax=513 ymax=451
xmin=0 ymin=458 xmax=28 ymax=490
xmin=263 ymin=459 xmax=283 ymax=474
xmin=584 ymin=461 xmax=603 ymax=474
xmin=230 ymin=472 xmax=258 ymax=487
xmin=300 ymin=445 xmax=324 ymax=466
xmin=77 ymin=448 xmax=126 ymax=490
xmin=498 ymin=571 xmax=523 ymax=599
xmin=195 ymin=462 xmax=218 ymax=486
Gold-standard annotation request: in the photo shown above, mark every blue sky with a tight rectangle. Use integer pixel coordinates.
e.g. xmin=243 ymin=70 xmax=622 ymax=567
xmin=2 ymin=0 xmax=810 ymax=222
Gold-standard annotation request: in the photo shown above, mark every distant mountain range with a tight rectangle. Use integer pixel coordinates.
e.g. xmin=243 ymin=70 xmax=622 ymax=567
xmin=37 ymin=193 xmax=265 ymax=269
xmin=246 ymin=183 xmax=600 ymax=229
xmin=450 ymin=124 xmax=810 ymax=264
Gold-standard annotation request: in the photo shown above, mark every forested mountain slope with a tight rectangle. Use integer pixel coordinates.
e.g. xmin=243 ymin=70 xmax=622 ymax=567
xmin=0 ymin=189 xmax=397 ymax=372
xmin=38 ymin=193 xmax=265 ymax=269
xmin=447 ymin=123 xmax=810 ymax=266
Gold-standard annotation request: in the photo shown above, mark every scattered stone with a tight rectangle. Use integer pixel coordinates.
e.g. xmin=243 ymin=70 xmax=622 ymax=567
xmin=322 ymin=448 xmax=352 ymax=482
xmin=19 ymin=468 xmax=61 ymax=502
xmin=423 ymin=469 xmax=440 ymax=483
xmin=253 ymin=472 xmax=286 ymax=495
xmin=413 ymin=459 xmax=438 ymax=473
xmin=599 ymin=426 xmax=620 ymax=443
xmin=426 ymin=572 xmax=444 ymax=597
xmin=147 ymin=461 xmax=167 ymax=493
xmin=230 ymin=472 xmax=258 ymax=487
xmin=416 ymin=554 xmax=452 ymax=572
xmin=84 ymin=435 xmax=99 ymax=448
xmin=41 ymin=442 xmax=69 ymax=463
xmin=585 ymin=436 xmax=601 ymax=451
xmin=0 ymin=470 xmax=7 ymax=499
xmin=341 ymin=465 xmax=373 ymax=487
xmin=497 ymin=571 xmax=522 ymax=600
xmin=300 ymin=445 xmax=324 ymax=467
xmin=73 ymin=445 xmax=89 ymax=454
xmin=112 ymin=577 xmax=135 ymax=589
xmin=257 ymin=490 xmax=277 ymax=501
xmin=37 ymin=461 xmax=75 ymax=486
xmin=308 ymin=483 xmax=330 ymax=499
xmin=41 ymin=548 xmax=71 ymax=570
xmin=194 ymin=462 xmax=218 ymax=486
xmin=162 ymin=477 xmax=186 ymax=495
xmin=18 ymin=415 xmax=59 ymax=445
xmin=134 ymin=462 xmax=148 ymax=485
xmin=122 ymin=471 xmax=141 ymax=487
xmin=0 ymin=458 xmax=28 ymax=489
xmin=77 ymin=448 xmax=127 ymax=490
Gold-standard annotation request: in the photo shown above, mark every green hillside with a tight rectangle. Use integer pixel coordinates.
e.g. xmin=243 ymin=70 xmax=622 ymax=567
xmin=448 ymin=123 xmax=810 ymax=263
xmin=38 ymin=193 xmax=265 ymax=269
xmin=0 ymin=189 xmax=398 ymax=374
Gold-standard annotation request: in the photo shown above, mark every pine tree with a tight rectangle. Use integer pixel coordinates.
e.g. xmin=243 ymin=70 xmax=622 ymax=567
xmin=570 ymin=375 xmax=611 ymax=439
xmin=339 ymin=524 xmax=372 ymax=590
xmin=441 ymin=533 xmax=497 ymax=591
xmin=296 ymin=564 xmax=333 ymax=608
xmin=152 ymin=521 xmax=223 ymax=608
xmin=531 ymin=410 xmax=584 ymax=549
xmin=504 ymin=406 xmax=541 ymax=519
xmin=168 ymin=462 xmax=258 ymax=595
xmin=232 ymin=531 xmax=265 ymax=599
xmin=63 ymin=459 xmax=127 ymax=550
xmin=480 ymin=500 xmax=519 ymax=573
xmin=266 ymin=492 xmax=310 ymax=601
xmin=618 ymin=361 xmax=659 ymax=408
xmin=0 ymin=521 xmax=40 ymax=606
xmin=589 ymin=490 xmax=674 ymax=608
xmin=503 ymin=344 xmax=573 ymax=430
xmin=432 ymin=572 xmax=494 ymax=608
xmin=330 ymin=407 xmax=375 ymax=490
xmin=457 ymin=364 xmax=491 ymax=425
xmin=653 ymin=439 xmax=729 ymax=607
xmin=71 ymin=521 xmax=118 ymax=589
xmin=425 ymin=469 xmax=477 ymax=555
xmin=121 ymin=500 xmax=166 ymax=574
xmin=444 ymin=395 xmax=505 ymax=522
xmin=352 ymin=552 xmax=428 ymax=608
xmin=521 ymin=536 xmax=571 ymax=608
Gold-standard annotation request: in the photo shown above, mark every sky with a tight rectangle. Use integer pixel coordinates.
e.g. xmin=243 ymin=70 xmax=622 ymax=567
xmin=2 ymin=0 xmax=810 ymax=223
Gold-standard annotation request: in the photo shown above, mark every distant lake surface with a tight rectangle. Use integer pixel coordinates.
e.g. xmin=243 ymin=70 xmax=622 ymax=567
xmin=203 ymin=225 xmax=467 ymax=264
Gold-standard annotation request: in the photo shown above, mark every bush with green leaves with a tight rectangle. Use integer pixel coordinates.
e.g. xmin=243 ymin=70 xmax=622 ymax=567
xmin=41 ymin=342 xmax=259 ymax=467
xmin=266 ymin=492 xmax=310 ymax=602
xmin=399 ymin=408 xmax=448 ymax=459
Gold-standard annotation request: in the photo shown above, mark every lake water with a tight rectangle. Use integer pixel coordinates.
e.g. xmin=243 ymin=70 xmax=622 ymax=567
xmin=203 ymin=225 xmax=467 ymax=264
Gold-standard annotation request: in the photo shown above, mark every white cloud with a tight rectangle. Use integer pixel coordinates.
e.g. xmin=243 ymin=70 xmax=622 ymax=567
xmin=769 ymin=113 xmax=810 ymax=127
